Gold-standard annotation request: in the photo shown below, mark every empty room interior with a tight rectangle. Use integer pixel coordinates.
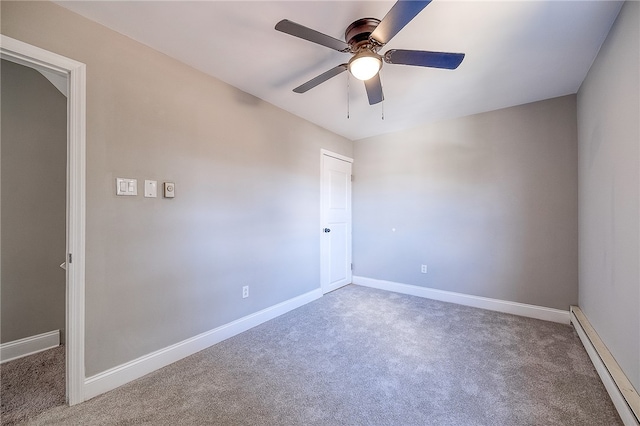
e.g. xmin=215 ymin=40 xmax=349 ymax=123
xmin=1 ymin=0 xmax=639 ymax=425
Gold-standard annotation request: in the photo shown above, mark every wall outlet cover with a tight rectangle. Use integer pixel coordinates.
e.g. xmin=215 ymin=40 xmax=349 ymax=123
xmin=144 ymin=180 xmax=157 ymax=198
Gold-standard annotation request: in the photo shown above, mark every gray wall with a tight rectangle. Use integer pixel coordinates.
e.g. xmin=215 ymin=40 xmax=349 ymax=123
xmin=577 ymin=0 xmax=639 ymax=391
xmin=1 ymin=1 xmax=352 ymax=376
xmin=1 ymin=59 xmax=67 ymax=344
xmin=353 ymin=95 xmax=578 ymax=310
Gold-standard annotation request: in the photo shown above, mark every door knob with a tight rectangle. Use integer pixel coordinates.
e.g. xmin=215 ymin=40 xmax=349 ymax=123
xmin=323 ymin=228 xmax=331 ymax=233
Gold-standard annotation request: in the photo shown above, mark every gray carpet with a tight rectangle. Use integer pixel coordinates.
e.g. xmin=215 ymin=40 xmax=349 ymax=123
xmin=25 ymin=285 xmax=620 ymax=425
xmin=1 ymin=345 xmax=65 ymax=425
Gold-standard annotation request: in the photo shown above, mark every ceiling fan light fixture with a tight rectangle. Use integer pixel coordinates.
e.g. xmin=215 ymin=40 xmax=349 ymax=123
xmin=348 ymin=51 xmax=382 ymax=81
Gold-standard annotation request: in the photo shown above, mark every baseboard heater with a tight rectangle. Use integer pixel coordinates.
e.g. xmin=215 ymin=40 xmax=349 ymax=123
xmin=570 ymin=306 xmax=640 ymax=426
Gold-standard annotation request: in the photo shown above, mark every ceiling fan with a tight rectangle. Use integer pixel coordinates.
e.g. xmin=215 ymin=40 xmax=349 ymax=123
xmin=275 ymin=0 xmax=465 ymax=105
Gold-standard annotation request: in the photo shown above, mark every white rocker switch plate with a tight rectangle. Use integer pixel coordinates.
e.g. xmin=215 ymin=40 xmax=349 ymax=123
xmin=116 ymin=178 xmax=137 ymax=196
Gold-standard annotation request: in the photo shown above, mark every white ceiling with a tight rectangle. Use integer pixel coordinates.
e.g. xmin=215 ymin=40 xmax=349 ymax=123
xmin=55 ymin=1 xmax=623 ymax=141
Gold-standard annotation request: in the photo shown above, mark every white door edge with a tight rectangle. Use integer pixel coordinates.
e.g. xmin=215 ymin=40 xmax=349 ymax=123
xmin=1 ymin=35 xmax=87 ymax=405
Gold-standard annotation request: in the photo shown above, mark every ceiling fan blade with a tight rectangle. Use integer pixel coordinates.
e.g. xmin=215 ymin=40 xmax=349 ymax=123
xmin=293 ymin=64 xmax=348 ymax=93
xmin=275 ymin=20 xmax=350 ymax=52
xmin=364 ymin=73 xmax=384 ymax=105
xmin=370 ymin=0 xmax=432 ymax=46
xmin=384 ymin=50 xmax=465 ymax=69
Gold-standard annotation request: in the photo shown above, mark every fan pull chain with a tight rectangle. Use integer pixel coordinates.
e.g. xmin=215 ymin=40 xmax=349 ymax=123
xmin=347 ymin=73 xmax=350 ymax=119
xmin=380 ymin=70 xmax=384 ymax=120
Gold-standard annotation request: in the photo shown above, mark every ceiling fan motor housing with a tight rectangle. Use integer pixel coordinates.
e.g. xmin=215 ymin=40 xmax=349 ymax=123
xmin=275 ymin=0 xmax=464 ymax=104
xmin=345 ymin=18 xmax=381 ymax=51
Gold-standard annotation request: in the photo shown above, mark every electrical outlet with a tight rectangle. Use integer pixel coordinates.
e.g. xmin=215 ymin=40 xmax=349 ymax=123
xmin=421 ymin=265 xmax=428 ymax=274
xmin=242 ymin=286 xmax=249 ymax=299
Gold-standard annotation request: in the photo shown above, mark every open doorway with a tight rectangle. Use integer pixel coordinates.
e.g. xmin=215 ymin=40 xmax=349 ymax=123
xmin=0 ymin=58 xmax=68 ymax=422
xmin=0 ymin=35 xmax=86 ymax=408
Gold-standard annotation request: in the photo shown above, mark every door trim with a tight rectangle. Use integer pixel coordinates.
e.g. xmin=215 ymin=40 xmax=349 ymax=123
xmin=320 ymin=149 xmax=353 ymax=294
xmin=321 ymin=149 xmax=353 ymax=164
xmin=1 ymin=35 xmax=86 ymax=405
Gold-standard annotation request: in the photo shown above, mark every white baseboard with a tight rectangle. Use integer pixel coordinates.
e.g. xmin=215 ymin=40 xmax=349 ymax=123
xmin=0 ymin=330 xmax=61 ymax=363
xmin=570 ymin=307 xmax=640 ymax=426
xmin=352 ymin=276 xmax=570 ymax=324
xmin=84 ymin=288 xmax=323 ymax=401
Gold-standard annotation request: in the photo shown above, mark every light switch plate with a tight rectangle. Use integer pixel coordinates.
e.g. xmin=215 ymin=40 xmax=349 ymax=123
xmin=144 ymin=180 xmax=157 ymax=198
xmin=163 ymin=182 xmax=175 ymax=198
xmin=116 ymin=178 xmax=137 ymax=196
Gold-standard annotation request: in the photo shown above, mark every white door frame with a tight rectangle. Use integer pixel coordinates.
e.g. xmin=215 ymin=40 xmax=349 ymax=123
xmin=1 ymin=35 xmax=86 ymax=405
xmin=320 ymin=149 xmax=353 ymax=294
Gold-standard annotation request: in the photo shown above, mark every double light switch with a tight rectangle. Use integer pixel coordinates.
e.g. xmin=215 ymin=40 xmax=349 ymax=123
xmin=116 ymin=178 xmax=137 ymax=196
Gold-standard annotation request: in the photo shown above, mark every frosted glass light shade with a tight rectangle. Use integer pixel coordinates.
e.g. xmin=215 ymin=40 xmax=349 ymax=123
xmin=349 ymin=52 xmax=382 ymax=81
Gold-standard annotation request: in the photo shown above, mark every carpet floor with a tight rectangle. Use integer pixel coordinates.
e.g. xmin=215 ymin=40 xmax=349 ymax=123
xmin=1 ymin=345 xmax=65 ymax=425
xmin=24 ymin=285 xmax=621 ymax=425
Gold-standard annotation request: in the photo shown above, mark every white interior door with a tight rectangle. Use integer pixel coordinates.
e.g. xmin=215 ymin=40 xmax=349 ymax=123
xmin=320 ymin=151 xmax=352 ymax=294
